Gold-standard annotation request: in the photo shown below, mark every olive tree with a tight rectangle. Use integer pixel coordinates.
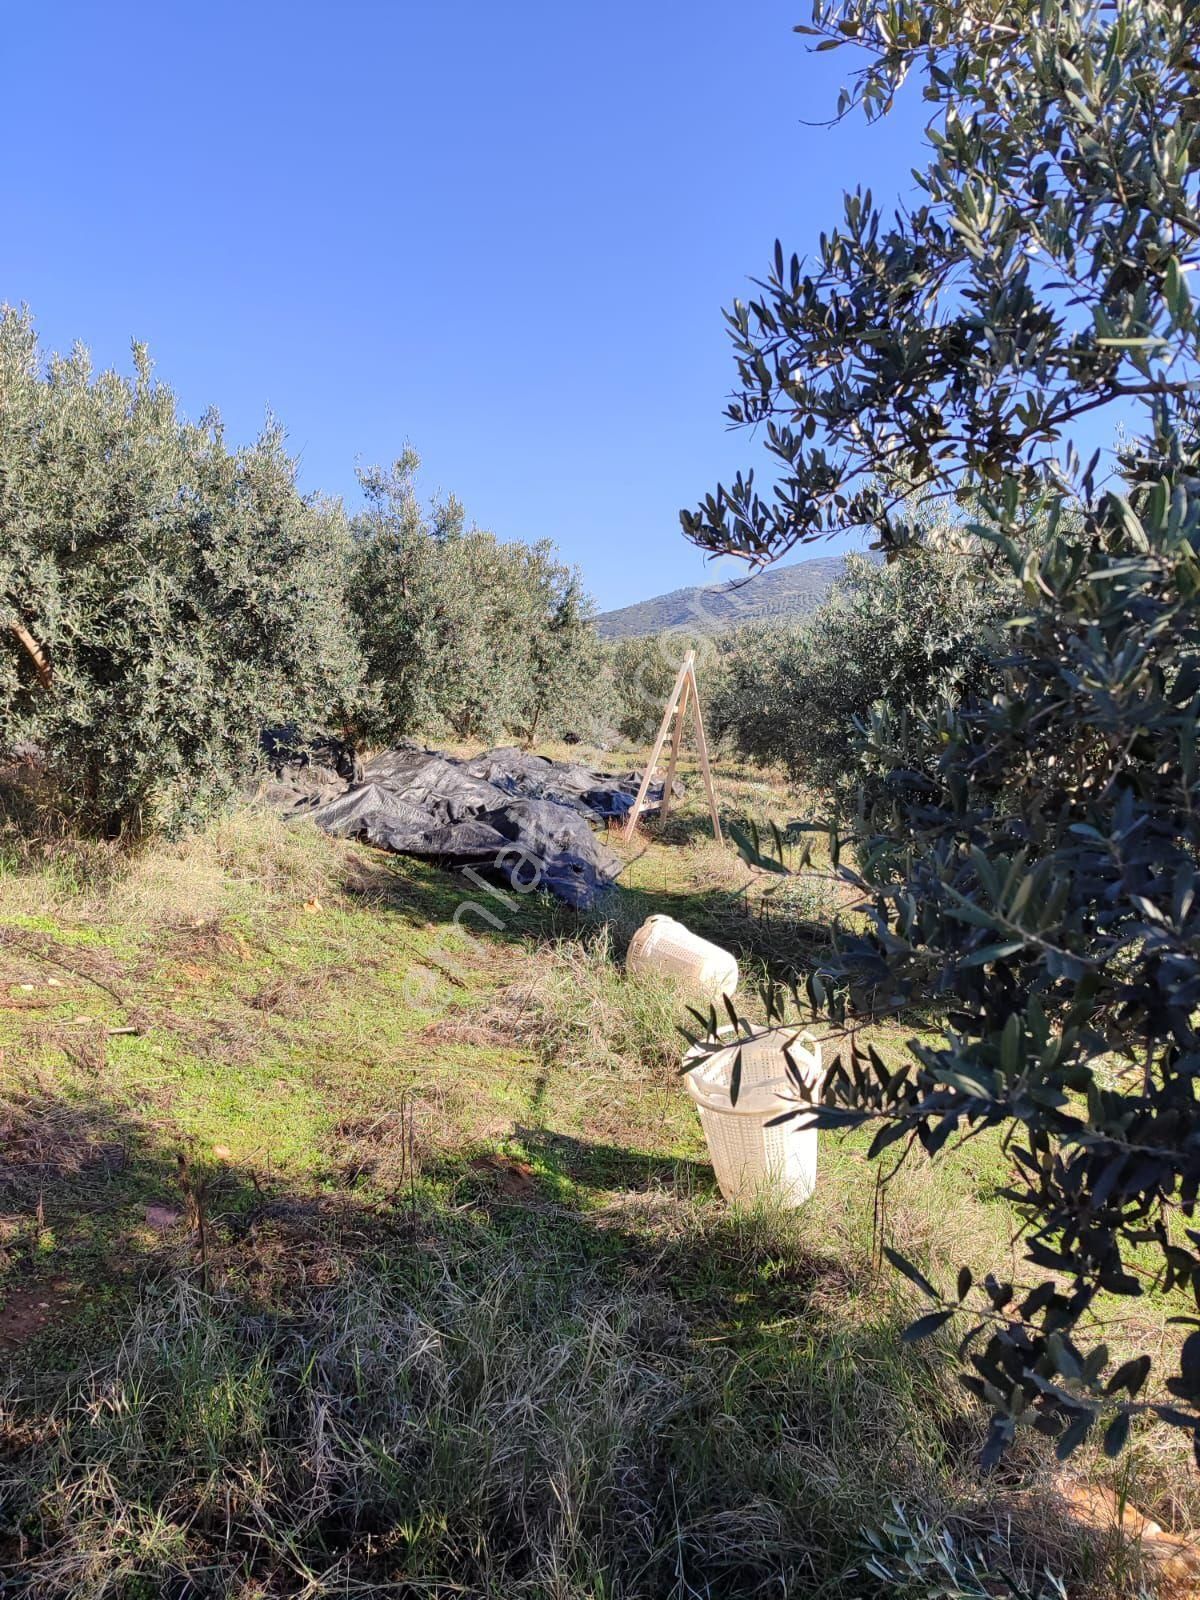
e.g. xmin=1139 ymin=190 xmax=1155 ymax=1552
xmin=347 ymin=452 xmax=476 ymax=742
xmin=711 ymin=542 xmax=1007 ymax=797
xmin=348 ymin=453 xmax=601 ymax=746
xmin=515 ymin=554 xmax=606 ymax=745
xmin=684 ymin=0 xmax=1200 ymax=1462
xmin=0 ymin=309 xmax=361 ymax=836
xmin=604 ymin=629 xmax=718 ymax=746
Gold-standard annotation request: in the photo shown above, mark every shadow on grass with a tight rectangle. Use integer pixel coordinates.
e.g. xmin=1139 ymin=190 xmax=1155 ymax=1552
xmin=0 ymin=1079 xmax=1103 ymax=1600
xmin=637 ymin=811 xmax=722 ymax=848
xmin=585 ymin=872 xmax=838 ymax=985
xmin=514 ymin=1123 xmax=716 ymax=1194
xmin=340 ymin=834 xmax=850 ymax=1023
xmin=340 ymin=845 xmax=581 ymax=944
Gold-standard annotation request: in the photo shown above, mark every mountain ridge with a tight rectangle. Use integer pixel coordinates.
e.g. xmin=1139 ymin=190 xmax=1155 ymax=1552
xmin=595 ymin=552 xmax=867 ymax=640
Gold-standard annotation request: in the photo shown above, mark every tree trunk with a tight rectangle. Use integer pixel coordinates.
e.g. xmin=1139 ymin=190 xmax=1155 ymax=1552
xmin=9 ymin=621 xmax=52 ymax=689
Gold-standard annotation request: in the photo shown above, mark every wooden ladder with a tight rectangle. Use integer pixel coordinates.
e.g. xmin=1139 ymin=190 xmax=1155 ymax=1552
xmin=622 ymin=648 xmax=722 ymax=843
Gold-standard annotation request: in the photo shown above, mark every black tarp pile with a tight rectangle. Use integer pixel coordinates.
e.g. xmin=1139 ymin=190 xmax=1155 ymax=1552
xmin=261 ymin=733 xmax=673 ymax=909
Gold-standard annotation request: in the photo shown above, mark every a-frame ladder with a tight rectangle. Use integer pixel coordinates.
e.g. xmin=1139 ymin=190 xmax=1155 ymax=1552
xmin=622 ymin=648 xmax=722 ymax=843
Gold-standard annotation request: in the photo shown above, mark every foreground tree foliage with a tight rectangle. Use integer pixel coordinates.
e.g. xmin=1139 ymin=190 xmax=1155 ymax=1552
xmin=0 ymin=309 xmax=360 ymax=836
xmin=685 ymin=0 xmax=1200 ymax=1461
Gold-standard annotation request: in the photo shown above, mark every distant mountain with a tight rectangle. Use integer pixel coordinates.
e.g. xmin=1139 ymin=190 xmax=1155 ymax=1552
xmin=595 ymin=552 xmax=870 ymax=640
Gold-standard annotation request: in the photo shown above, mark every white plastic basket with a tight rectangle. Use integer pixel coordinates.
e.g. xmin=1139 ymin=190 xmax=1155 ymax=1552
xmin=683 ymin=1027 xmax=821 ymax=1207
xmin=626 ymin=914 xmax=738 ymax=1000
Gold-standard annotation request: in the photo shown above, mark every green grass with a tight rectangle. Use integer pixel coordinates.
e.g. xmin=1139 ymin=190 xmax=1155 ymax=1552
xmin=0 ymin=763 xmax=1190 ymax=1597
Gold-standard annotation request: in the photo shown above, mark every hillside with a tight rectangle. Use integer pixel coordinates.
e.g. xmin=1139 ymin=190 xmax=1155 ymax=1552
xmin=596 ymin=551 xmax=872 ymax=639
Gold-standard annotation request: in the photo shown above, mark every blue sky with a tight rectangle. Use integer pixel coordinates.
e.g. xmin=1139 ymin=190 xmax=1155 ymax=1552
xmin=4 ymin=2 xmax=933 ymax=610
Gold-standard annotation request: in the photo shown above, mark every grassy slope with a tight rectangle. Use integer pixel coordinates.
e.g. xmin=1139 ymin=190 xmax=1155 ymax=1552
xmin=0 ymin=747 xmax=1193 ymax=1597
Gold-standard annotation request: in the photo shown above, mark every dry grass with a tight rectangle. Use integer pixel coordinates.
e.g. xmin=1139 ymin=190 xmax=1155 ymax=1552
xmin=0 ymin=804 xmax=339 ymax=934
xmin=0 ymin=1189 xmax=1114 ymax=1600
xmin=515 ymin=924 xmax=687 ymax=1080
xmin=106 ymin=807 xmax=339 ymax=932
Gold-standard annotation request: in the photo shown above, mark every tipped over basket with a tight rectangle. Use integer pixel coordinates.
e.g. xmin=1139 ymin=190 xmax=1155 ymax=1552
xmin=683 ymin=1027 xmax=821 ymax=1207
xmin=626 ymin=914 xmax=738 ymax=1000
